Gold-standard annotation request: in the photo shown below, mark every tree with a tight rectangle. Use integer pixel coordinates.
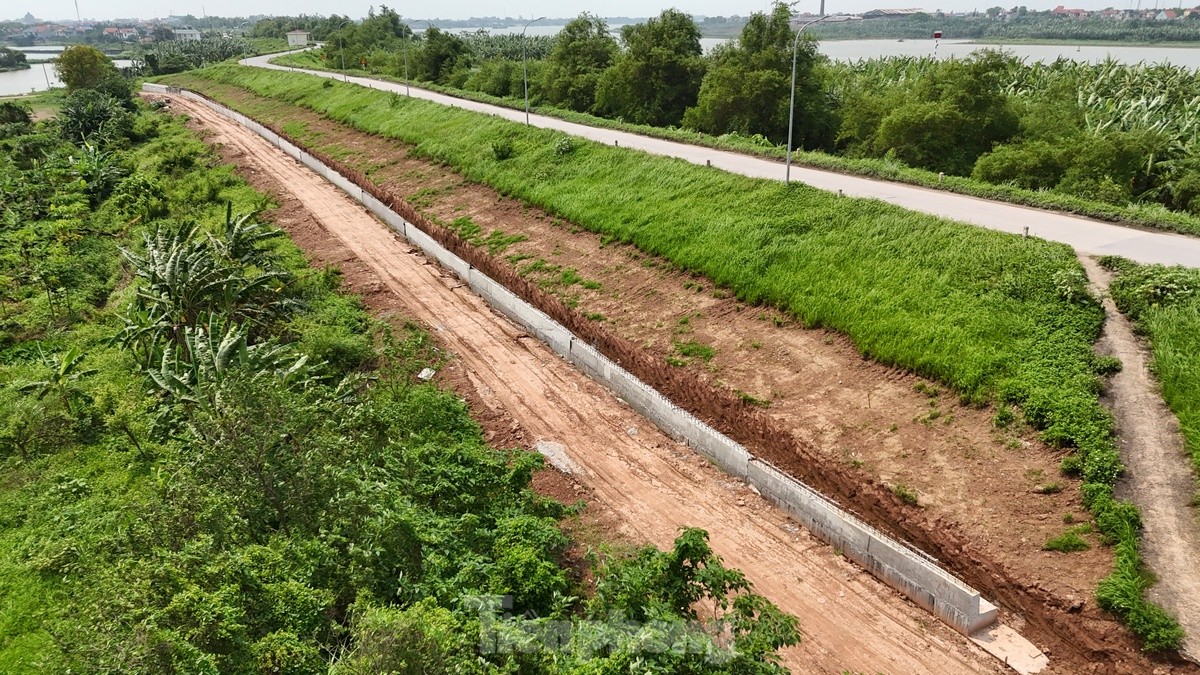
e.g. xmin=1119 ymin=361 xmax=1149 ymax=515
xmin=845 ymin=50 xmax=1021 ymax=175
xmin=58 ymin=89 xmax=132 ymax=145
xmin=594 ymin=9 xmax=706 ymax=126
xmin=539 ymin=13 xmax=618 ymax=113
xmin=0 ymin=46 xmax=29 ymax=70
xmin=684 ymin=3 xmax=835 ymax=149
xmin=411 ymin=27 xmax=467 ymax=84
xmin=55 ymin=44 xmax=117 ymax=91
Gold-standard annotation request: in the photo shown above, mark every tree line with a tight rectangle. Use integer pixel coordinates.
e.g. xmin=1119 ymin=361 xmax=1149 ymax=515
xmin=275 ymin=2 xmax=1200 ymax=217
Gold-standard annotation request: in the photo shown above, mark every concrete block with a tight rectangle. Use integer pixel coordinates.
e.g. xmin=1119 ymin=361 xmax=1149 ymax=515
xmin=567 ymin=341 xmax=606 ymax=381
xmin=378 ymin=207 xmax=408 ymax=236
xmin=326 ymin=170 xmax=362 ymax=201
xmin=404 ymin=223 xmax=440 ymax=258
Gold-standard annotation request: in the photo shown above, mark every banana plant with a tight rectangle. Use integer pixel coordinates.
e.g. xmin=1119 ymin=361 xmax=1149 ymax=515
xmin=148 ymin=316 xmax=314 ymax=408
xmin=14 ymin=346 xmax=97 ymax=415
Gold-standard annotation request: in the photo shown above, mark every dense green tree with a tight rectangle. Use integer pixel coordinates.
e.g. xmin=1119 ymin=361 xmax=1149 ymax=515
xmin=594 ymin=9 xmax=706 ymax=127
xmin=539 ymin=13 xmax=619 ymax=113
xmin=840 ymin=50 xmax=1020 ymax=175
xmin=684 ymin=3 xmax=835 ymax=149
xmin=412 ymin=27 xmax=468 ymax=84
xmin=55 ymin=44 xmax=118 ymax=91
xmin=0 ymin=46 xmax=28 ymax=70
xmin=58 ymin=89 xmax=132 ymax=145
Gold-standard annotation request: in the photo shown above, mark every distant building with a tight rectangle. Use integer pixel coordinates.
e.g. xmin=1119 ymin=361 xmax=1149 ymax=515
xmin=862 ymin=8 xmax=924 ymax=18
xmin=1155 ymin=9 xmax=1179 ymax=20
xmin=286 ymin=30 xmax=311 ymax=47
xmin=173 ymin=28 xmax=202 ymax=41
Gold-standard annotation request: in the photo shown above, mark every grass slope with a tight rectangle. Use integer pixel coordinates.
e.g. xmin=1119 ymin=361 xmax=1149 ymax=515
xmin=270 ymin=50 xmax=1200 ymax=238
xmin=164 ymin=63 xmax=1183 ymax=649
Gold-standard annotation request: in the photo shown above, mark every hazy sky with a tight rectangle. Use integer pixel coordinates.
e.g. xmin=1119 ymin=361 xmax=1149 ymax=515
xmin=6 ymin=0 xmax=1158 ymax=23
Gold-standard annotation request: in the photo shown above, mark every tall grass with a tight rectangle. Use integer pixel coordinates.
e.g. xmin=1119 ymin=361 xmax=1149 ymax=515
xmin=164 ymin=64 xmax=1182 ymax=649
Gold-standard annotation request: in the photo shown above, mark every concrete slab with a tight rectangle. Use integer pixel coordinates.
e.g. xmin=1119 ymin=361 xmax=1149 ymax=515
xmin=970 ymin=623 xmax=1049 ymax=675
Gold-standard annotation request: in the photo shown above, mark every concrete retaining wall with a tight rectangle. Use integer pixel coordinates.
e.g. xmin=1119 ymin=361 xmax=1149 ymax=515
xmin=161 ymin=83 xmax=998 ymax=637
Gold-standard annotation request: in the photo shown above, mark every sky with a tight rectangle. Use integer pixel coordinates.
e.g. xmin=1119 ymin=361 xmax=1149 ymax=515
xmin=4 ymin=0 xmax=1168 ymax=23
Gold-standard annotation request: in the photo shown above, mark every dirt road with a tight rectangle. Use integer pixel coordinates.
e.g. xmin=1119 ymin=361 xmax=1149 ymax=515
xmin=1085 ymin=256 xmax=1200 ymax=660
xmin=245 ymin=54 xmax=1200 ymax=269
xmin=168 ymin=93 xmax=1006 ymax=674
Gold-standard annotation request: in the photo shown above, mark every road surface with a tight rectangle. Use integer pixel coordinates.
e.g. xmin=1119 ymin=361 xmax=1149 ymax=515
xmin=244 ymin=52 xmax=1200 ymax=268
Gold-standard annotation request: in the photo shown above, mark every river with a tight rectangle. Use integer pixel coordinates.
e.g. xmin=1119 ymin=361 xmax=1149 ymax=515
xmin=3 ymin=33 xmax=1194 ymax=96
xmin=443 ymin=24 xmax=1199 ymax=67
xmin=0 ymin=50 xmax=134 ymax=96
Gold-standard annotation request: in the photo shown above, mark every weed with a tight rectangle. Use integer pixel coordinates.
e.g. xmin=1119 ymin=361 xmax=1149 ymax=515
xmin=750 ymin=340 xmax=762 ymax=349
xmin=584 ymin=311 xmax=605 ymax=322
xmin=1044 ymin=528 xmax=1090 ymax=553
xmin=736 ymin=390 xmax=771 ymax=408
xmin=666 ymin=355 xmax=687 ymax=367
xmin=1035 ymin=482 xmax=1062 ymax=495
xmin=913 ymin=381 xmax=940 ymax=398
xmin=581 ymin=279 xmax=602 ymax=290
xmin=553 ymin=135 xmax=574 ymax=156
xmin=892 ymin=483 xmax=920 ymax=507
xmin=675 ymin=340 xmax=716 ymax=362
xmin=491 ymin=138 xmax=514 ymax=160
xmin=993 ymin=403 xmax=1015 ymax=429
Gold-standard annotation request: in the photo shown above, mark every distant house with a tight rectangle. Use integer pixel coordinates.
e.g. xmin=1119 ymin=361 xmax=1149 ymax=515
xmin=173 ymin=28 xmax=201 ymax=41
xmin=1156 ymin=10 xmax=1178 ymax=20
xmin=286 ymin=30 xmax=311 ymax=47
xmin=1051 ymin=5 xmax=1089 ymax=17
xmin=862 ymin=8 xmax=924 ymax=18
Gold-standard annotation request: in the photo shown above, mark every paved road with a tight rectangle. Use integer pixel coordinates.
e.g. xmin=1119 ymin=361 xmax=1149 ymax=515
xmin=245 ymin=54 xmax=1200 ymax=268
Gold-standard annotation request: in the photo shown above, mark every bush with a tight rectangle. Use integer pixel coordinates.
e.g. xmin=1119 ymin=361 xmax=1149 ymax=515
xmin=491 ymin=139 xmax=514 ymax=160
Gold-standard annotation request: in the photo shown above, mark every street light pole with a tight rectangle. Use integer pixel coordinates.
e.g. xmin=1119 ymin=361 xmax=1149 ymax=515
xmin=400 ymin=19 xmax=410 ymax=96
xmin=522 ymin=16 xmax=546 ymax=125
xmin=334 ymin=19 xmax=351 ymax=82
xmin=786 ymin=14 xmax=833 ymax=184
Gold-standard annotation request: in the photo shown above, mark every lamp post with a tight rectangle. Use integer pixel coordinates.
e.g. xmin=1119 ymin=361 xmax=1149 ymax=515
xmin=334 ymin=19 xmax=352 ymax=82
xmin=521 ymin=16 xmax=546 ymax=125
xmin=401 ymin=20 xmax=410 ymax=96
xmin=786 ymin=14 xmax=834 ymax=184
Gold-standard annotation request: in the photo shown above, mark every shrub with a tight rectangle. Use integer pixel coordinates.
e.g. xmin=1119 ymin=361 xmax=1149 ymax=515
xmin=491 ymin=138 xmax=514 ymax=160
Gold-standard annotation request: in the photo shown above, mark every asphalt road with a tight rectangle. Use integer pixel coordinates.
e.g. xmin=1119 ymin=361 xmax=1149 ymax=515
xmin=245 ymin=53 xmax=1200 ymax=268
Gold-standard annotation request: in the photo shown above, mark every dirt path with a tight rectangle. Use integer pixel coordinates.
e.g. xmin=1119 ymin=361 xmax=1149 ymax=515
xmin=168 ymin=93 xmax=1007 ymax=674
xmin=1083 ymin=256 xmax=1200 ymax=659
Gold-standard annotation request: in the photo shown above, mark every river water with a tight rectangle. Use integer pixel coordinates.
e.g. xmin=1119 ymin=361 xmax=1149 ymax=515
xmin=447 ymin=24 xmax=1200 ymax=67
xmin=3 ymin=34 xmax=1194 ymax=96
xmin=0 ymin=50 xmax=134 ymax=96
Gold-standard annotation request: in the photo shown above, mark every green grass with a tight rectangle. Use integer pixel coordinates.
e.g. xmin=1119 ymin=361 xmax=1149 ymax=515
xmin=675 ymin=340 xmax=716 ymax=362
xmin=1044 ymin=525 xmax=1092 ymax=552
xmin=269 ymin=51 xmax=1200 ymax=239
xmin=162 ymin=65 xmax=1182 ymax=650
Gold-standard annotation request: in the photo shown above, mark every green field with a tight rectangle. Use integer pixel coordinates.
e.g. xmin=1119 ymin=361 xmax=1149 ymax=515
xmin=165 ymin=63 xmax=1184 ymax=649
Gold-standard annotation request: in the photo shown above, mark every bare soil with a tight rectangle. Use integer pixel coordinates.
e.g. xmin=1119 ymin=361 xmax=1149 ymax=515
xmin=170 ymin=93 xmax=1007 ymax=675
xmin=1084 ymin=256 xmax=1200 ymax=660
xmin=162 ymin=86 xmax=1200 ymax=673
